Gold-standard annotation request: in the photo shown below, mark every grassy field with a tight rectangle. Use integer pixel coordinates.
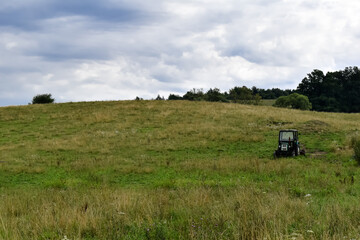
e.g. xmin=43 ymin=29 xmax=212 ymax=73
xmin=259 ymin=99 xmax=276 ymax=106
xmin=0 ymin=100 xmax=360 ymax=239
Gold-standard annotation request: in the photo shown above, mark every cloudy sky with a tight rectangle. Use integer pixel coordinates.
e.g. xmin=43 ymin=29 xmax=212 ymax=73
xmin=0 ymin=0 xmax=359 ymax=106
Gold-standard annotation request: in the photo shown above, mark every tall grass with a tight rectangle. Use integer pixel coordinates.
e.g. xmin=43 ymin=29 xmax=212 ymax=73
xmin=2 ymin=187 xmax=360 ymax=239
xmin=350 ymin=134 xmax=360 ymax=164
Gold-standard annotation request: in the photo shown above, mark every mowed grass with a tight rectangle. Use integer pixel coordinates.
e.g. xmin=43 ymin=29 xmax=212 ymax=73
xmin=1 ymin=100 xmax=360 ymax=239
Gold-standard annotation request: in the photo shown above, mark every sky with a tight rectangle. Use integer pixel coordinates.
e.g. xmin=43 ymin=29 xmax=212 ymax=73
xmin=1 ymin=0 xmax=360 ymax=106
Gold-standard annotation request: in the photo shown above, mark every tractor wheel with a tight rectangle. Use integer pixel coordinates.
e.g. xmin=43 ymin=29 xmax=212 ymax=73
xmin=295 ymin=146 xmax=300 ymax=156
xmin=291 ymin=150 xmax=295 ymax=157
xmin=300 ymin=149 xmax=306 ymax=156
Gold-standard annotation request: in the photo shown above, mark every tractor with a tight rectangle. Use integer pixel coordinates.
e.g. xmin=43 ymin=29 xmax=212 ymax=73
xmin=274 ymin=129 xmax=305 ymax=158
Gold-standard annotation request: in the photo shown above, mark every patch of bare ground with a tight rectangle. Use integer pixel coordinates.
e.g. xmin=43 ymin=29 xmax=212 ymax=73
xmin=309 ymin=151 xmax=327 ymax=158
xmin=299 ymin=120 xmax=330 ymax=133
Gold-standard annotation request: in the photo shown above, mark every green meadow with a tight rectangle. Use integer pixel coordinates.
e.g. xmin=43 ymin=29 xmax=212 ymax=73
xmin=1 ymin=100 xmax=360 ymax=239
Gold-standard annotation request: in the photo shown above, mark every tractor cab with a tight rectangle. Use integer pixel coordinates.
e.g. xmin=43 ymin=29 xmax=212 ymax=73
xmin=274 ymin=129 xmax=304 ymax=157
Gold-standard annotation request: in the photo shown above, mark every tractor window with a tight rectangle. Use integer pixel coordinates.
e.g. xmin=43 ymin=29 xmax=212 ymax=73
xmin=280 ymin=132 xmax=294 ymax=141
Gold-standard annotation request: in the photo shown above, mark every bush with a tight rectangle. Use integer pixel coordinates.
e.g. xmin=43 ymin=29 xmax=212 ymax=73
xmin=273 ymin=96 xmax=289 ymax=108
xmin=350 ymin=136 xmax=360 ymax=164
xmin=32 ymin=94 xmax=55 ymax=104
xmin=274 ymin=93 xmax=312 ymax=110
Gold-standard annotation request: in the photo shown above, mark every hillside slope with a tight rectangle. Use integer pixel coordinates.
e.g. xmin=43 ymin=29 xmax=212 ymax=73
xmin=1 ymin=100 xmax=360 ymax=239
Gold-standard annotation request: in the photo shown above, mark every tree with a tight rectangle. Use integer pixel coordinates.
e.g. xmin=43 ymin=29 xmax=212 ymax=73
xmin=297 ymin=69 xmax=325 ymax=99
xmin=339 ymin=66 xmax=360 ymax=112
xmin=274 ymin=93 xmax=311 ymax=110
xmin=297 ymin=66 xmax=360 ymax=112
xmin=135 ymin=96 xmax=143 ymax=101
xmin=168 ymin=94 xmax=183 ymax=100
xmin=182 ymin=88 xmax=205 ymax=101
xmin=229 ymin=86 xmax=253 ymax=102
xmin=229 ymin=86 xmax=261 ymax=104
xmin=155 ymin=94 xmax=165 ymax=100
xmin=32 ymin=94 xmax=55 ymax=104
xmin=253 ymin=94 xmax=262 ymax=105
xmin=204 ymin=88 xmax=228 ymax=102
xmin=256 ymin=88 xmax=294 ymax=99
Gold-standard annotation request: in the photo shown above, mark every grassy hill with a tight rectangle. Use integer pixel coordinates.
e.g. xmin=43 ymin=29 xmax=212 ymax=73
xmin=1 ymin=100 xmax=360 ymax=239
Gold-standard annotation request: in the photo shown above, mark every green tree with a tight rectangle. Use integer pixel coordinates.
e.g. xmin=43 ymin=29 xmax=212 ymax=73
xmin=182 ymin=88 xmax=205 ymax=101
xmin=297 ymin=69 xmax=325 ymax=99
xmin=167 ymin=94 xmax=183 ymax=100
xmin=155 ymin=94 xmax=165 ymax=100
xmin=204 ymin=88 xmax=228 ymax=102
xmin=297 ymin=66 xmax=360 ymax=112
xmin=229 ymin=86 xmax=262 ymax=104
xmin=32 ymin=94 xmax=55 ymax=104
xmin=253 ymin=93 xmax=262 ymax=105
xmin=229 ymin=86 xmax=253 ymax=104
xmin=229 ymin=86 xmax=253 ymax=102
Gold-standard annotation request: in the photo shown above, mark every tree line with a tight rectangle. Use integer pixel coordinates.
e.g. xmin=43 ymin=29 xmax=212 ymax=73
xmin=166 ymin=66 xmax=360 ymax=112
xmin=167 ymin=86 xmax=294 ymax=104
xmin=33 ymin=66 xmax=360 ymax=113
xmin=296 ymin=66 xmax=360 ymax=113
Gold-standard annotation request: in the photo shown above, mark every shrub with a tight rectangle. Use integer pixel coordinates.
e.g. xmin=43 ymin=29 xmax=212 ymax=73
xmin=273 ymin=96 xmax=289 ymax=108
xmin=350 ymin=135 xmax=360 ymax=164
xmin=274 ymin=93 xmax=312 ymax=110
xmin=32 ymin=94 xmax=55 ymax=104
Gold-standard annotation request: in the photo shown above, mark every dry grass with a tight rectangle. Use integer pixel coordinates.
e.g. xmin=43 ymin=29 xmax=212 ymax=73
xmin=1 ymin=187 xmax=359 ymax=240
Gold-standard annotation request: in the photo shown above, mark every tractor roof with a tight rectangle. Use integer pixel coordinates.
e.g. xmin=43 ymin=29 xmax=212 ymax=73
xmin=279 ymin=129 xmax=298 ymax=132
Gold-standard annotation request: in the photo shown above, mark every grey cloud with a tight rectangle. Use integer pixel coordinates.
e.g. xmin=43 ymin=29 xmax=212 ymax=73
xmin=1 ymin=0 xmax=360 ymax=106
xmin=26 ymin=41 xmax=112 ymax=62
xmin=0 ymin=0 xmax=154 ymax=31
